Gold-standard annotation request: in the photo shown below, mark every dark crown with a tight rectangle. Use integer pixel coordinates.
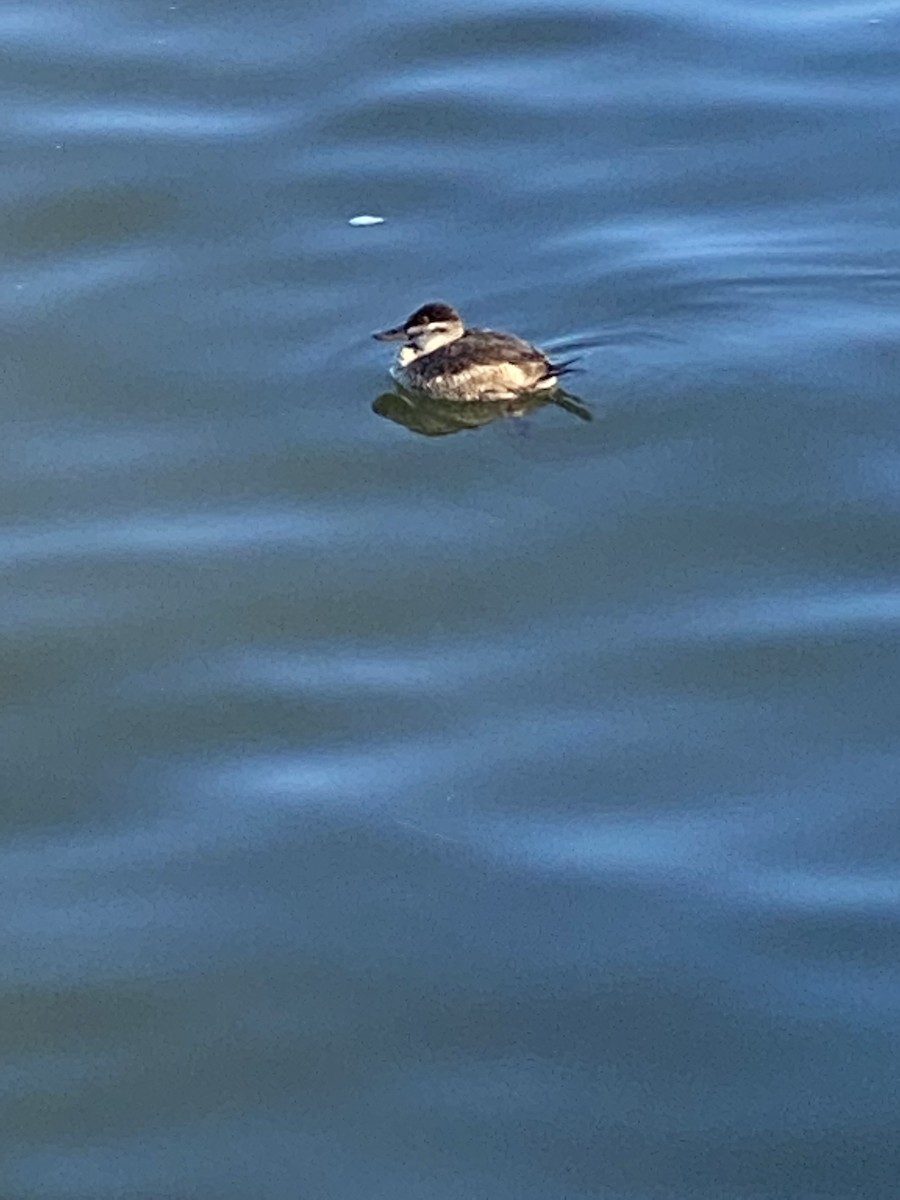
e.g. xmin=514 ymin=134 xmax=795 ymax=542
xmin=407 ymin=302 xmax=460 ymax=328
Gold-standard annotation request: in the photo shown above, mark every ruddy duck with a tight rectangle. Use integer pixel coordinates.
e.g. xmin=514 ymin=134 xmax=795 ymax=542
xmin=373 ymin=302 xmax=574 ymax=402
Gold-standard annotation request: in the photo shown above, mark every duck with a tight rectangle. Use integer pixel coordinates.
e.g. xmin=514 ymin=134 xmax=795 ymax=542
xmin=372 ymin=302 xmax=575 ymax=402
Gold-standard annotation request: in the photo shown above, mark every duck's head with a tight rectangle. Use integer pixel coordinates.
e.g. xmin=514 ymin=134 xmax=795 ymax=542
xmin=373 ymin=302 xmax=465 ymax=355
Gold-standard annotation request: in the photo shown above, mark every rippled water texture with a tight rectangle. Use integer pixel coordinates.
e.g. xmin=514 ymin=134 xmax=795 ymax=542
xmin=3 ymin=0 xmax=900 ymax=1196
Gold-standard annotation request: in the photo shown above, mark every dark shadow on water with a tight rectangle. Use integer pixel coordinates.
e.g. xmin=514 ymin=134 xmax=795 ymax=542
xmin=372 ymin=386 xmax=592 ymax=438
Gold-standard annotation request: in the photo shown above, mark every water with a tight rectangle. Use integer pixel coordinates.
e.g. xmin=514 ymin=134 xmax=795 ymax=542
xmin=3 ymin=0 xmax=900 ymax=1196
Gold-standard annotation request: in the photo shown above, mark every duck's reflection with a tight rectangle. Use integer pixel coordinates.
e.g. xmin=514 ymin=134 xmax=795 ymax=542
xmin=372 ymin=386 xmax=592 ymax=437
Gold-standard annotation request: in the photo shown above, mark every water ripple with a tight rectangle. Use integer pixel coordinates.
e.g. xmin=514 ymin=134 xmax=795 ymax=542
xmin=18 ymin=104 xmax=279 ymax=140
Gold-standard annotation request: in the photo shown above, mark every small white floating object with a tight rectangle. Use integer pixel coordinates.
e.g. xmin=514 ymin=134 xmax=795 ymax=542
xmin=348 ymin=214 xmax=385 ymax=226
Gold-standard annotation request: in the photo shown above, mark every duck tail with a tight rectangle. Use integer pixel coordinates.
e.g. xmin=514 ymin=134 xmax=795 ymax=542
xmin=546 ymin=356 xmax=580 ymax=380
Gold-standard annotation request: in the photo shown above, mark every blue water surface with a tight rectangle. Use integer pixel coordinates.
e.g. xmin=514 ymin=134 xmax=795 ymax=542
xmin=3 ymin=0 xmax=900 ymax=1196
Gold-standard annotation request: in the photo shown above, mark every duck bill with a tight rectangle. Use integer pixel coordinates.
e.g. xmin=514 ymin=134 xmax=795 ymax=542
xmin=372 ymin=325 xmax=407 ymax=341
